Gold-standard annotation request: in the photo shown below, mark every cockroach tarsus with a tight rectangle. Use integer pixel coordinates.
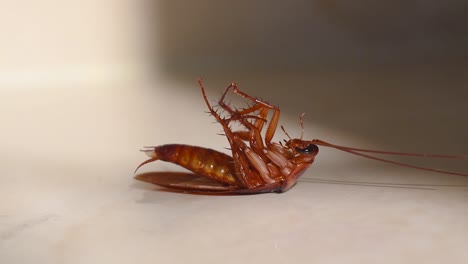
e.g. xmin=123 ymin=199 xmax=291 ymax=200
xmin=134 ymin=80 xmax=468 ymax=194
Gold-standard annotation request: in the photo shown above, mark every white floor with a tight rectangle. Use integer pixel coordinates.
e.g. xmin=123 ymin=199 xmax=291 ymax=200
xmin=1 ymin=75 xmax=467 ymax=264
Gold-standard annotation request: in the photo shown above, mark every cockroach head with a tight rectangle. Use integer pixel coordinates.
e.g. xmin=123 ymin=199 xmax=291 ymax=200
xmin=285 ymin=139 xmax=319 ymax=156
xmin=281 ymin=114 xmax=319 ymax=156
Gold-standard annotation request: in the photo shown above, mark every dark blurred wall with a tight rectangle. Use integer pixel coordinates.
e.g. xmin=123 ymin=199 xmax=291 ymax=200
xmin=156 ymin=1 xmax=468 ymax=74
xmin=152 ymin=1 xmax=468 ymax=171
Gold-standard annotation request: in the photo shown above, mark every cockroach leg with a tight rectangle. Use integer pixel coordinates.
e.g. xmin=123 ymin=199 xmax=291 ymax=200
xmin=224 ymin=84 xmax=281 ymax=146
xmin=198 ymin=80 xmax=264 ymax=188
xmin=215 ymin=83 xmax=281 ymax=148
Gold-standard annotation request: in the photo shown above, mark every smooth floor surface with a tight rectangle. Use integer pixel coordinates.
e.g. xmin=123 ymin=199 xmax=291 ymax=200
xmin=1 ymin=76 xmax=468 ymax=264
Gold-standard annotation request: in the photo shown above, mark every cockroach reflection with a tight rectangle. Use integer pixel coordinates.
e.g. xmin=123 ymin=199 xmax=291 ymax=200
xmin=134 ymin=80 xmax=468 ymax=194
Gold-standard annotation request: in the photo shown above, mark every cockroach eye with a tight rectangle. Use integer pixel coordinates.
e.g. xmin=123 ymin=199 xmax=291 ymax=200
xmin=295 ymin=144 xmax=318 ymax=154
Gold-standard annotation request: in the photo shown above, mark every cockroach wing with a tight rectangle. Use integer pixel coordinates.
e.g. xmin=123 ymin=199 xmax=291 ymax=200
xmin=135 ymin=172 xmax=281 ymax=194
xmin=135 ymin=172 xmax=240 ymax=194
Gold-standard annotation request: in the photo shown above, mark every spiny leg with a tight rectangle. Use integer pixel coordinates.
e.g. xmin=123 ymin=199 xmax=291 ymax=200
xmin=213 ymin=83 xmax=269 ymax=151
xmin=214 ymin=83 xmax=284 ymax=182
xmin=199 ymin=80 xmax=286 ymax=186
xmin=214 ymin=82 xmax=285 ymax=170
xmin=218 ymin=83 xmax=281 ymax=146
xmin=198 ymin=80 xmax=265 ymax=188
xmin=222 ymin=113 xmax=269 ymax=162
xmin=219 ymin=104 xmax=270 ymax=154
xmin=224 ymin=113 xmax=278 ymax=184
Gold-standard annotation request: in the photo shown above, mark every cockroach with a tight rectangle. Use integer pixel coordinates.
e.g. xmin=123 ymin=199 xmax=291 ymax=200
xmin=134 ymin=80 xmax=468 ymax=194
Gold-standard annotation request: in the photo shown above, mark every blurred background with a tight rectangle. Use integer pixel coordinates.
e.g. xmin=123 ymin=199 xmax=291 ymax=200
xmin=1 ymin=1 xmax=468 ymax=263
xmin=156 ymin=0 xmax=468 ymax=166
xmin=158 ymin=0 xmax=468 ymax=73
xmin=1 ymin=0 xmax=466 ymax=170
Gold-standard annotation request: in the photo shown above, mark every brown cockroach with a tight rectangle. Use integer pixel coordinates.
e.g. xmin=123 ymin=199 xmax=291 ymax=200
xmin=134 ymin=80 xmax=468 ymax=194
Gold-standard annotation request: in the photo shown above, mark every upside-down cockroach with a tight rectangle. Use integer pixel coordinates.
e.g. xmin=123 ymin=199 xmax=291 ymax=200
xmin=134 ymin=80 xmax=468 ymax=194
